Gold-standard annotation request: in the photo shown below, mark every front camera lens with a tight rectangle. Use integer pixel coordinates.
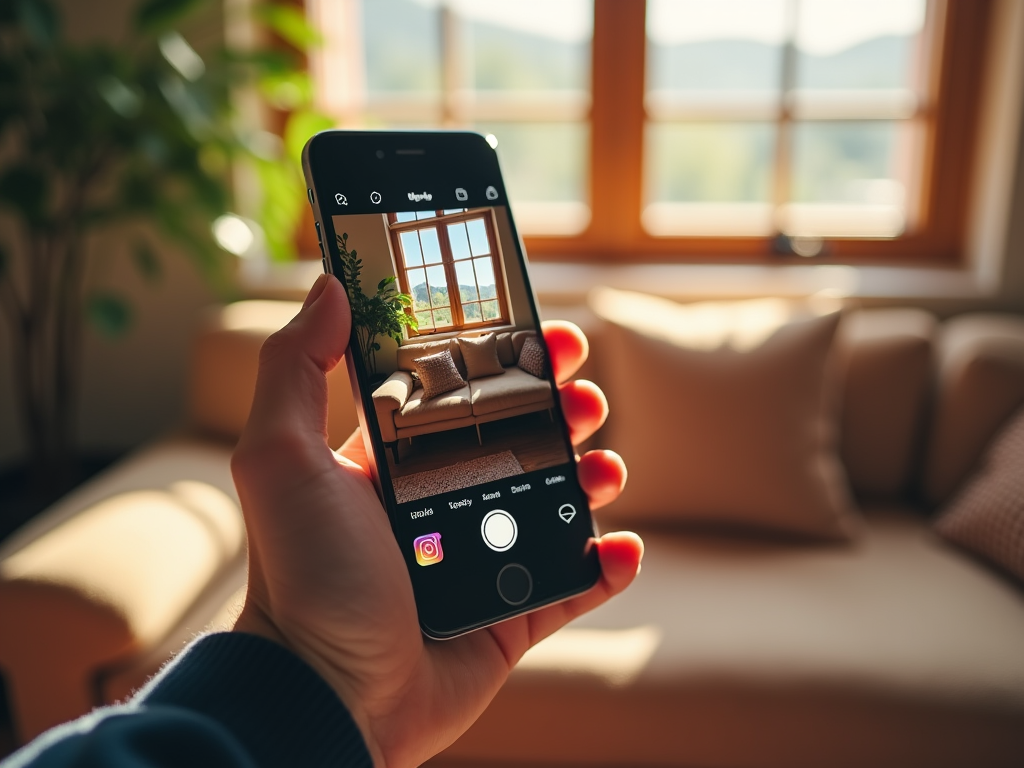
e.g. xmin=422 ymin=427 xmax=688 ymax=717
xmin=375 ymin=150 xmax=385 ymax=159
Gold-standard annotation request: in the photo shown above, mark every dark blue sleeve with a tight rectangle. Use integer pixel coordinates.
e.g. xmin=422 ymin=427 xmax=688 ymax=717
xmin=2 ymin=633 xmax=373 ymax=768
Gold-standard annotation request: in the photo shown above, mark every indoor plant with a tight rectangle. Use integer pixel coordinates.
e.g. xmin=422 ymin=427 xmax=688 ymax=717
xmin=336 ymin=231 xmax=417 ymax=378
xmin=0 ymin=0 xmax=327 ymax=493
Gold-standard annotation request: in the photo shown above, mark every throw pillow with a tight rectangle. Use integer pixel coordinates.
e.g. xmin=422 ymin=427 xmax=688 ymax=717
xmin=413 ymin=349 xmax=467 ymax=399
xmin=517 ymin=335 xmax=546 ymax=378
xmin=457 ymin=333 xmax=506 ymax=380
xmin=934 ymin=405 xmax=1024 ymax=583
xmin=590 ymin=288 xmax=858 ymax=541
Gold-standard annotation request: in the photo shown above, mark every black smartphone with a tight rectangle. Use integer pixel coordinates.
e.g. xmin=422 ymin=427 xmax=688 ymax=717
xmin=301 ymin=130 xmax=600 ymax=639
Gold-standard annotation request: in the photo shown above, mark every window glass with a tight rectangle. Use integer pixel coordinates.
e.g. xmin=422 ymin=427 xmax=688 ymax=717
xmin=363 ymin=0 xmax=441 ymax=96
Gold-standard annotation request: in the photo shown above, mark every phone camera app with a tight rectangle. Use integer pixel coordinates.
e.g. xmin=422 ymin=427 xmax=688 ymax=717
xmin=414 ymin=533 xmax=444 ymax=566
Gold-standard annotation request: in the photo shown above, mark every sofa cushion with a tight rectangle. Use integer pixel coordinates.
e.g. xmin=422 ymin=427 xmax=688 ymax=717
xmin=469 ymin=367 xmax=553 ymax=416
xmin=412 ymin=348 xmax=467 ymax=399
xmin=936 ymin=405 xmax=1024 ymax=584
xmin=496 ymin=332 xmax=515 ymax=367
xmin=836 ymin=308 xmax=936 ymax=501
xmin=591 ymin=289 xmax=857 ymax=541
xmin=395 ymin=384 xmax=473 ymax=428
xmin=397 ymin=338 xmax=467 ymax=379
xmin=444 ymin=508 xmax=1024 ymax=768
xmin=517 ymin=335 xmax=547 ymax=378
xmin=925 ymin=314 xmax=1024 ymax=506
xmin=457 ymin=332 xmax=506 ymax=380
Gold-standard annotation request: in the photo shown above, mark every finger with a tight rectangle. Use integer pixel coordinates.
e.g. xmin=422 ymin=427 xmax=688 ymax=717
xmin=542 ymin=320 xmax=588 ymax=385
xmin=577 ymin=449 xmax=627 ymax=511
xmin=560 ymin=379 xmax=607 ymax=445
xmin=485 ymin=531 xmax=644 ymax=666
xmin=238 ymin=275 xmax=351 ymax=459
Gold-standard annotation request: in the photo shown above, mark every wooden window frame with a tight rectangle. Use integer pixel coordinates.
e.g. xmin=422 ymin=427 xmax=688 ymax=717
xmin=522 ymin=0 xmax=993 ymax=266
xmin=302 ymin=0 xmax=991 ymax=266
xmin=388 ymin=208 xmax=510 ymax=335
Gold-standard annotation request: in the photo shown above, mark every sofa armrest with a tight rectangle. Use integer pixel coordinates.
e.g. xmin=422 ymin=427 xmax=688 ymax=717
xmin=373 ymin=372 xmax=414 ymax=442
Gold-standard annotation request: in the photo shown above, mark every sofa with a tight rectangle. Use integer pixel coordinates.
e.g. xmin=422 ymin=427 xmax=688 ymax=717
xmin=1 ymin=297 xmax=1023 ymax=767
xmin=372 ymin=330 xmax=554 ymax=462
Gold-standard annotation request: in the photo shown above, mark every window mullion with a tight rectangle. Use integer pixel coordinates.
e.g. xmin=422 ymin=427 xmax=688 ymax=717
xmin=436 ymin=221 xmax=464 ymax=326
xmin=770 ymin=0 xmax=799 ymax=233
xmin=590 ymin=0 xmax=647 ymax=250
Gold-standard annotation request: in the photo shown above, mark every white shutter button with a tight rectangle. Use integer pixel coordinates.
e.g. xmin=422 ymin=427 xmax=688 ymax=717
xmin=481 ymin=510 xmax=517 ymax=552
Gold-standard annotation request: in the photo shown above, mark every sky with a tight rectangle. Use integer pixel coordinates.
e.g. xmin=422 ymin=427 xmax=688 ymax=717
xmin=407 ymin=0 xmax=927 ymax=55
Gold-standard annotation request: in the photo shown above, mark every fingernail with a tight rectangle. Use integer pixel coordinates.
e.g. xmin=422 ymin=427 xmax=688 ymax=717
xmin=302 ymin=273 xmax=330 ymax=310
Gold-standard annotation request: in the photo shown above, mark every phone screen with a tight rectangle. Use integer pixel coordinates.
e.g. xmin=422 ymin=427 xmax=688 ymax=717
xmin=304 ymin=132 xmax=600 ymax=638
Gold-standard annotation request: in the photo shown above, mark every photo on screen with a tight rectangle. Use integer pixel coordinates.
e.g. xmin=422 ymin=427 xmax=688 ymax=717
xmin=331 ymin=206 xmax=571 ymax=505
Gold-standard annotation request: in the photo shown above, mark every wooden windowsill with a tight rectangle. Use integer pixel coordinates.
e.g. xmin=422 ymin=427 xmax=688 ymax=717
xmin=238 ymin=254 xmax=1005 ymax=308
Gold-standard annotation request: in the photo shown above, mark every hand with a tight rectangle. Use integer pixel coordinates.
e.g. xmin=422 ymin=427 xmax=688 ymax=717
xmin=232 ymin=274 xmax=643 ymax=768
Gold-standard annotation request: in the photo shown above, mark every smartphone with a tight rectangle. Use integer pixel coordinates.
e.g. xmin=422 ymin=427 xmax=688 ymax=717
xmin=301 ymin=130 xmax=600 ymax=638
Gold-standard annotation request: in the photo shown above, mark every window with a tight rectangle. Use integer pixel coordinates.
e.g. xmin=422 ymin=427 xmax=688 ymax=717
xmin=388 ymin=208 xmax=509 ymax=333
xmin=309 ymin=0 xmax=991 ymax=264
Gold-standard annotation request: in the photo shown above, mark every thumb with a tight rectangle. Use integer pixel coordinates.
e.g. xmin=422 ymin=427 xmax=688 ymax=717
xmin=239 ymin=274 xmax=352 ymax=455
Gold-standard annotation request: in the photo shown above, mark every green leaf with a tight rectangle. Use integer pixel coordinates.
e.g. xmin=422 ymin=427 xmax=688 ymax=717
xmin=284 ymin=109 xmax=334 ymax=166
xmin=135 ymin=0 xmax=203 ymax=33
xmin=86 ymin=293 xmax=133 ymax=338
xmin=252 ymin=4 xmax=323 ymax=50
xmin=132 ymin=239 xmax=161 ymax=282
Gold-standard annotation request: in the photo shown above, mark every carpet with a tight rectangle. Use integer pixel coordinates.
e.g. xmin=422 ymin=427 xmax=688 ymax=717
xmin=392 ymin=450 xmax=524 ymax=504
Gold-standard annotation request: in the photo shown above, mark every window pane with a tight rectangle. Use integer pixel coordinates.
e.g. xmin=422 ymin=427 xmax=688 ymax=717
xmin=415 ymin=210 xmax=436 ymax=220
xmin=433 ymin=308 xmax=453 ymax=327
xmin=796 ymin=0 xmax=926 ymax=91
xmin=647 ymin=122 xmax=774 ymax=203
xmin=363 ymin=0 xmax=440 ymax=96
xmin=407 ymin=268 xmax=428 ymax=309
xmin=647 ymin=0 xmax=785 ymax=97
xmin=419 ymin=228 xmax=443 ymax=264
xmin=466 ymin=218 xmax=491 ymax=256
xmin=474 ymin=122 xmax=588 ymax=204
xmin=448 ymin=222 xmax=472 ymax=261
xmin=465 ymin=0 xmax=592 ymax=92
xmin=443 ymin=208 xmax=467 ymax=214
xmin=785 ymin=120 xmax=907 ymax=236
xmin=481 ymin=300 xmax=500 ymax=321
xmin=463 ymin=303 xmax=483 ymax=323
xmin=395 ymin=211 xmax=416 ymax=223
xmin=399 ymin=231 xmax=423 ymax=266
xmin=415 ymin=310 xmax=434 ymax=330
xmin=473 ymin=258 xmax=497 ymax=298
xmin=454 ymin=260 xmax=478 ymax=301
xmin=425 ymin=264 xmax=449 ymax=307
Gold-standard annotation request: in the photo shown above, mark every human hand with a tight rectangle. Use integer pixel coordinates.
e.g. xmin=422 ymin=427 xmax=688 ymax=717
xmin=232 ymin=274 xmax=643 ymax=768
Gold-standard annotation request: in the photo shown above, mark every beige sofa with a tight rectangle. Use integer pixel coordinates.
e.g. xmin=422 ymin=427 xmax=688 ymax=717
xmin=1 ymin=300 xmax=1023 ymax=767
xmin=372 ymin=330 xmax=554 ymax=462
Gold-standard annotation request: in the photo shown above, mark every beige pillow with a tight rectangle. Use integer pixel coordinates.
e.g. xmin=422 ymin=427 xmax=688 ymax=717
xmin=591 ymin=289 xmax=857 ymax=541
xmin=935 ymin=406 xmax=1024 ymax=583
xmin=413 ymin=349 xmax=467 ymax=399
xmin=457 ymin=333 xmax=506 ymax=380
xmin=517 ymin=336 xmax=546 ymax=378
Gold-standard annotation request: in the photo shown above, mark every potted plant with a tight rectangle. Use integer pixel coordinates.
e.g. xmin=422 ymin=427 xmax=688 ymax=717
xmin=0 ymin=0 xmax=328 ymax=512
xmin=336 ymin=232 xmax=417 ymax=381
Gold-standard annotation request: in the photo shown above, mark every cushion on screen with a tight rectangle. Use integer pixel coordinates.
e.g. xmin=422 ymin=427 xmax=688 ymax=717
xmin=935 ymin=406 xmax=1024 ymax=584
xmin=517 ymin=336 xmax=547 ymax=379
xmin=457 ymin=333 xmax=506 ymax=380
xmin=590 ymin=289 xmax=858 ymax=541
xmin=413 ymin=349 xmax=467 ymax=400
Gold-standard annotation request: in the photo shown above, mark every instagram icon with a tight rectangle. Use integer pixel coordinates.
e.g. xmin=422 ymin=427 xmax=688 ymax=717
xmin=413 ymin=533 xmax=444 ymax=566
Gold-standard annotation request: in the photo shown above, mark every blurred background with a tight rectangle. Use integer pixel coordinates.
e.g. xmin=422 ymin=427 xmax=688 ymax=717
xmin=2 ymin=1 xmax=1024 ymax=762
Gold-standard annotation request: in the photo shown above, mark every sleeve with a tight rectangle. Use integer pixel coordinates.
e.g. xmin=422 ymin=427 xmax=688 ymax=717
xmin=2 ymin=633 xmax=373 ymax=768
